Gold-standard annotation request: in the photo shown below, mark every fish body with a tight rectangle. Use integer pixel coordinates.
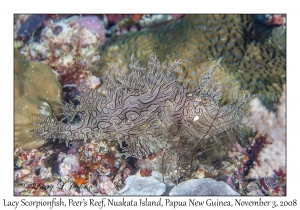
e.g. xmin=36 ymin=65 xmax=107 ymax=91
xmin=33 ymin=55 xmax=249 ymax=159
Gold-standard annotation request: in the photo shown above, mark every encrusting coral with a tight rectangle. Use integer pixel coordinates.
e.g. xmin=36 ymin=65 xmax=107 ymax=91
xmin=242 ymin=85 xmax=286 ymax=178
xmin=32 ymin=55 xmax=251 ymax=179
xmin=14 ymin=50 xmax=62 ymax=150
xmin=96 ymin=14 xmax=285 ymax=105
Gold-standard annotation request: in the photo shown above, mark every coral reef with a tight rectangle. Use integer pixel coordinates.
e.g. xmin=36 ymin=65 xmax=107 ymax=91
xmin=95 ymin=14 xmax=285 ymax=105
xmin=77 ymin=139 xmax=130 ymax=193
xmin=161 ymin=141 xmax=251 ymax=194
xmin=14 ymin=50 xmax=62 ymax=150
xmin=14 ymin=147 xmax=54 ymax=195
xmin=169 ymin=178 xmax=240 ymax=195
xmin=58 ymin=153 xmax=81 ymax=182
xmin=268 ymin=26 xmax=286 ymax=50
xmin=20 ymin=15 xmax=105 ymax=89
xmin=14 ymin=144 xmax=128 ymax=195
xmin=14 ymin=14 xmax=286 ymax=196
xmin=32 ymin=55 xmax=250 ymax=181
xmin=242 ymin=86 xmax=286 ymax=178
xmin=78 ymin=139 xmax=121 ymax=176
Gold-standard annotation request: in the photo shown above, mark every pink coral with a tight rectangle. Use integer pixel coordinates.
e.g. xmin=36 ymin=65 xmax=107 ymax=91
xmin=74 ymin=16 xmax=106 ymax=45
xmin=58 ymin=153 xmax=80 ymax=182
xmin=242 ymin=86 xmax=286 ymax=178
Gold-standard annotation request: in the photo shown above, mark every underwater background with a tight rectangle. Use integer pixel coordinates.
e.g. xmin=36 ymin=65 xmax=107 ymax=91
xmin=13 ymin=14 xmax=286 ymax=196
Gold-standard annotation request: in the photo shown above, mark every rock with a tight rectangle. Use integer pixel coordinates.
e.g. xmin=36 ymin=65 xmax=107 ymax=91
xmin=162 ymin=182 xmax=176 ymax=196
xmin=169 ymin=178 xmax=240 ymax=196
xmin=117 ymin=175 xmax=166 ymax=195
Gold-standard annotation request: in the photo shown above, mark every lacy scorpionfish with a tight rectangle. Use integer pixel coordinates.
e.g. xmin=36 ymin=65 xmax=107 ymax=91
xmin=33 ymin=55 xmax=250 ymax=176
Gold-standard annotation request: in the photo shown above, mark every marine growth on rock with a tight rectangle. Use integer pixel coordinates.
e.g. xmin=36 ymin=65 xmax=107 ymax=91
xmin=32 ymin=55 xmax=251 ymax=178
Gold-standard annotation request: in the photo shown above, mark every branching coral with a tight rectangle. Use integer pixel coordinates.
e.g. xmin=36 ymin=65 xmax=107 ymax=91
xmin=242 ymin=86 xmax=286 ymax=178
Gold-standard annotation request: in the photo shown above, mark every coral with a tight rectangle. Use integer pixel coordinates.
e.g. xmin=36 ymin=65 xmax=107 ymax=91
xmin=46 ymin=180 xmax=80 ymax=196
xmin=14 ymin=145 xmax=124 ymax=195
xmin=13 ymin=12 xmax=286 ymax=194
xmin=14 ymin=143 xmax=126 ymax=195
xmin=264 ymin=14 xmax=286 ymax=26
xmin=76 ymin=139 xmax=132 ymax=194
xmin=58 ymin=153 xmax=81 ymax=182
xmin=78 ymin=139 xmax=122 ymax=176
xmin=117 ymin=175 xmax=166 ymax=195
xmin=14 ymin=50 xmax=62 ymax=150
xmin=169 ymin=141 xmax=251 ymax=194
xmin=169 ymin=178 xmax=240 ymax=195
xmin=269 ymin=26 xmax=286 ymax=50
xmin=261 ymin=173 xmax=279 ymax=190
xmin=97 ymin=176 xmax=118 ymax=195
xmin=237 ymin=41 xmax=285 ymax=102
xmin=75 ymin=16 xmax=106 ymax=40
xmin=14 ymin=147 xmax=55 ymax=195
xmin=105 ymin=14 xmax=182 ymax=33
xmin=259 ymin=170 xmax=286 ymax=196
xmin=242 ymin=86 xmax=286 ymax=178
xmin=32 ymin=55 xmax=250 ymax=181
xmin=20 ymin=15 xmax=104 ymax=89
xmin=95 ymin=14 xmax=285 ymax=105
